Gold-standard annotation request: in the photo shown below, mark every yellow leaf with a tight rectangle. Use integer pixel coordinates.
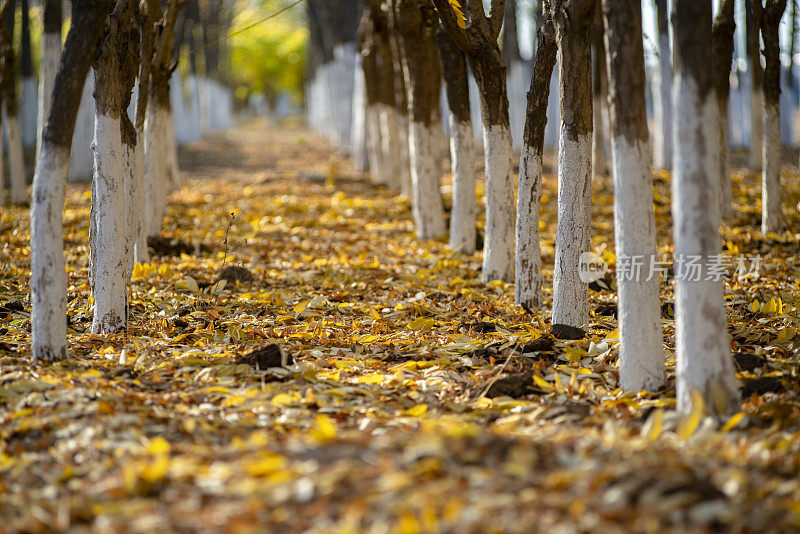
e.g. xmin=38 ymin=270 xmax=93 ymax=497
xmin=641 ymin=409 xmax=664 ymax=442
xmin=271 ymin=393 xmax=294 ymax=405
xmin=762 ymin=297 xmax=778 ymax=314
xmin=473 ymin=397 xmax=493 ymax=409
xmin=448 ymin=0 xmax=467 ymax=29
xmin=605 ymin=328 xmax=620 ymax=340
xmin=294 ymin=299 xmax=311 ymax=314
xmin=357 ymin=373 xmax=386 ymax=384
xmin=676 ymin=390 xmax=704 ymax=440
xmin=370 ymin=307 xmax=381 ymax=321
xmin=776 ymin=327 xmax=796 ymax=344
xmin=310 ymin=414 xmax=337 ymax=443
xmin=131 ymin=262 xmax=154 ymax=281
xmin=245 ymin=454 xmax=286 ymax=476
xmin=721 ymin=411 xmax=746 ymax=432
xmin=403 ymin=404 xmax=428 ymax=417
xmin=749 ymin=300 xmax=760 ymax=313
xmin=141 ymin=455 xmax=170 ymax=483
xmin=157 ymin=264 xmax=173 ymax=278
xmin=533 ymin=375 xmax=553 ymax=391
xmin=407 ymin=317 xmax=435 ymax=331
xmin=146 ymin=437 xmax=170 ymax=456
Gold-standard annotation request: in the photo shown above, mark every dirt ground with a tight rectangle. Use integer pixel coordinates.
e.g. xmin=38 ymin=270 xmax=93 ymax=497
xmin=1 ymin=117 xmax=800 ymax=532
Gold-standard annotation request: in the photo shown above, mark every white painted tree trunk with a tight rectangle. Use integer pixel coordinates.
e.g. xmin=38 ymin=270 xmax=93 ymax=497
xmin=164 ymin=106 xmax=179 ymax=191
xmin=379 ymin=104 xmax=403 ymax=191
xmin=672 ymin=76 xmax=738 ymax=415
xmin=552 ymin=131 xmax=592 ymax=327
xmin=750 ymin=86 xmax=763 ymax=169
xmin=515 ymin=143 xmax=543 ymax=308
xmin=611 ymin=136 xmax=664 ymax=391
xmin=30 ymin=145 xmax=70 ymax=361
xmin=351 ymin=60 xmax=369 ymax=172
xmin=449 ymin=118 xmax=476 ymax=253
xmin=398 ymin=113 xmax=413 ymax=196
xmin=36 ymin=33 xmax=61 ymax=161
xmin=717 ymin=97 xmax=733 ymax=220
xmin=481 ymin=124 xmax=516 ymax=283
xmin=592 ymin=95 xmax=608 ymax=176
xmin=69 ymin=69 xmax=95 ymax=182
xmin=186 ymin=74 xmax=201 ymax=143
xmin=4 ymin=110 xmax=28 ymax=204
xmin=123 ymin=142 xmax=136 ymax=278
xmin=762 ymin=102 xmax=784 ymax=233
xmin=133 ymin=141 xmax=148 ymax=262
xmin=408 ymin=120 xmax=447 ymax=240
xmin=365 ymin=104 xmax=384 ymax=184
xmin=90 ymin=113 xmax=127 ymax=333
xmin=507 ymin=61 xmax=527 ymax=149
xmin=145 ymin=103 xmax=171 ymax=237
xmin=653 ymin=31 xmax=673 ymax=169
xmin=20 ymin=76 xmax=37 ymax=148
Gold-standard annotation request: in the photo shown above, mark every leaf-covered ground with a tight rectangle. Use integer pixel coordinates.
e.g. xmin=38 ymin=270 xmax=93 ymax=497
xmin=2 ymin=118 xmax=800 ymax=532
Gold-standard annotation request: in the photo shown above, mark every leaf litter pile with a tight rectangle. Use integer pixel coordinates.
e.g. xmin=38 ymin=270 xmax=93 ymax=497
xmin=2 ymin=120 xmax=800 ymax=532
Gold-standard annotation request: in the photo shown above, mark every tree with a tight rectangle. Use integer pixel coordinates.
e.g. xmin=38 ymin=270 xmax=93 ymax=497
xmin=760 ymin=0 xmax=788 ymax=234
xmin=89 ymin=0 xmax=137 ymax=334
xmin=30 ymin=0 xmax=116 ymax=362
xmin=591 ymin=4 xmax=608 ymax=177
xmin=550 ymin=0 xmax=594 ymax=328
xmin=747 ymin=0 xmax=764 ymax=170
xmin=712 ymin=0 xmax=736 ymax=221
xmin=601 ymin=0 xmax=664 ymax=391
xmin=359 ymin=3 xmax=386 ymax=185
xmin=19 ymin=0 xmax=36 ymax=149
xmin=145 ymin=0 xmax=185 ymax=238
xmin=36 ymin=0 xmax=62 ymax=163
xmin=132 ymin=3 xmax=154 ymax=264
xmin=437 ymin=23 xmax=476 ymax=253
xmin=671 ymin=0 xmax=738 ymax=415
xmin=652 ymin=0 xmax=672 ymax=169
xmin=2 ymin=6 xmax=28 ymax=205
xmin=515 ymin=0 xmax=555 ymax=309
xmin=393 ymin=0 xmax=447 ymax=240
xmin=431 ymin=0 xmax=516 ymax=283
xmin=386 ymin=2 xmax=413 ymax=196
xmin=502 ymin=0 xmax=526 ymax=149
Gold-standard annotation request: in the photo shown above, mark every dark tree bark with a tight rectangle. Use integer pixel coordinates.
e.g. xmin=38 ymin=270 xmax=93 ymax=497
xmin=549 ymin=0 xmax=595 ymax=328
xmin=712 ymin=0 xmax=736 ymax=221
xmin=671 ymin=0 xmax=738 ymax=415
xmin=2 ymin=1 xmax=26 ymax=204
xmin=761 ymin=0 xmax=787 ymax=233
xmin=601 ymin=0 xmax=663 ymax=392
xmin=502 ymin=0 xmax=520 ymax=65
xmin=359 ymin=3 xmax=386 ymax=184
xmin=591 ymin=3 xmax=608 ymax=176
xmin=30 ymin=0 xmax=117 ymax=363
xmin=515 ymin=0 xmax=556 ymax=309
xmin=432 ymin=0 xmax=517 ymax=283
xmin=36 ymin=0 xmax=62 ymax=159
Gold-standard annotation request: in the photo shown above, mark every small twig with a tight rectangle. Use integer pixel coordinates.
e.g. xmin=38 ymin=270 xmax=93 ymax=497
xmin=477 ymin=341 xmax=523 ymax=399
xmin=221 ymin=212 xmax=235 ymax=271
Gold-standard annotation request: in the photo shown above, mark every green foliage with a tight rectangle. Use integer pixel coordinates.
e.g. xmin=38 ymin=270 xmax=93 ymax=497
xmin=229 ymin=0 xmax=308 ymax=104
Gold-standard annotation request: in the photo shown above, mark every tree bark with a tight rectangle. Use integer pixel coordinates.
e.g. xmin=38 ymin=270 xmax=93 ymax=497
xmin=133 ymin=7 xmax=153 ymax=263
xmin=19 ymin=0 xmax=37 ymax=149
xmin=437 ymin=24 xmax=476 ymax=253
xmin=387 ymin=3 xmax=413 ymax=196
xmin=602 ymin=0 xmax=664 ymax=392
xmin=591 ymin=4 xmax=608 ymax=177
xmin=671 ymin=0 xmax=738 ymax=415
xmin=761 ymin=0 xmax=787 ymax=234
xmin=550 ymin=0 xmax=594 ymax=327
xmin=515 ymin=0 xmax=556 ymax=309
xmin=394 ymin=0 xmax=447 ymax=240
xmin=36 ymin=0 xmax=62 ymax=163
xmin=747 ymin=0 xmax=764 ymax=169
xmin=652 ymin=0 xmax=673 ymax=169
xmin=712 ymin=0 xmax=736 ymax=221
xmin=2 ymin=8 xmax=27 ymax=204
xmin=31 ymin=0 xmax=116 ymax=362
xmin=359 ymin=5 xmax=385 ymax=184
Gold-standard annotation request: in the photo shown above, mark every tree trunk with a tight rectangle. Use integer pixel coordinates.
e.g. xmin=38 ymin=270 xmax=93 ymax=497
xmin=90 ymin=0 xmax=136 ymax=334
xmin=359 ymin=6 xmax=384 ymax=184
xmin=132 ymin=8 xmax=153 ymax=264
xmin=31 ymin=0 xmax=116 ymax=362
xmin=36 ymin=0 xmax=62 ymax=163
xmin=503 ymin=0 xmax=526 ymax=149
xmin=652 ymin=0 xmax=673 ymax=169
xmin=747 ymin=0 xmax=764 ymax=169
xmin=551 ymin=0 xmax=594 ymax=327
xmin=671 ymin=0 xmax=738 ymax=415
xmin=602 ymin=0 xmax=664 ymax=392
xmin=371 ymin=1 xmax=401 ymax=192
xmin=437 ymin=24 xmax=476 ymax=253
xmin=2 ymin=10 xmax=27 ymax=204
xmin=394 ymin=0 xmax=447 ymax=240
xmin=19 ymin=0 xmax=37 ymax=149
xmin=387 ymin=5 xmax=413 ymax=196
xmin=515 ymin=0 xmax=556 ymax=309
xmin=591 ymin=4 xmax=608 ymax=177
xmin=761 ymin=0 xmax=787 ymax=234
xmin=712 ymin=0 xmax=736 ymax=221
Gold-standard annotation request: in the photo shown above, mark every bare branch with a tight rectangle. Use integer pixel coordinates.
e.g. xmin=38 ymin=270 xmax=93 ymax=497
xmin=489 ymin=0 xmax=505 ymax=39
xmin=430 ymin=0 xmax=479 ymax=54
